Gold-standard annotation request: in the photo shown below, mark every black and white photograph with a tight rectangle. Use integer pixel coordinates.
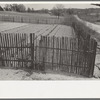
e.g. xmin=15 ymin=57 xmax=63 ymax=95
xmin=0 ymin=2 xmax=100 ymax=80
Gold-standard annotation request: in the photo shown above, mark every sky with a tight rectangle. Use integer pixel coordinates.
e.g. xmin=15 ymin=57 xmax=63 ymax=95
xmin=23 ymin=4 xmax=100 ymax=10
xmin=0 ymin=3 xmax=100 ymax=10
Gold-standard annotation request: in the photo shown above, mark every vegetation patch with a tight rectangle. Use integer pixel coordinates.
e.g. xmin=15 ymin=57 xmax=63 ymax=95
xmin=67 ymin=15 xmax=100 ymax=42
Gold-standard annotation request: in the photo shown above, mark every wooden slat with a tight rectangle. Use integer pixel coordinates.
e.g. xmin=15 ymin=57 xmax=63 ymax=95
xmin=65 ymin=37 xmax=68 ymax=72
xmin=61 ymin=37 xmax=64 ymax=70
xmin=0 ymin=33 xmax=97 ymax=77
xmin=52 ymin=36 xmax=54 ymax=70
xmin=59 ymin=37 xmax=62 ymax=69
xmin=89 ymin=39 xmax=97 ymax=77
xmin=30 ymin=33 xmax=35 ymax=69
xmin=57 ymin=37 xmax=59 ymax=70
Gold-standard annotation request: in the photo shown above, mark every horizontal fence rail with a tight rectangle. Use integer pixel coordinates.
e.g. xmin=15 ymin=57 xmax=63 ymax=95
xmin=0 ymin=33 xmax=97 ymax=77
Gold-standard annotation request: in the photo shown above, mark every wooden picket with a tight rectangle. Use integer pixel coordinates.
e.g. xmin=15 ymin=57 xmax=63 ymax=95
xmin=36 ymin=35 xmax=97 ymax=77
xmin=0 ymin=15 xmax=64 ymax=24
xmin=0 ymin=33 xmax=97 ymax=77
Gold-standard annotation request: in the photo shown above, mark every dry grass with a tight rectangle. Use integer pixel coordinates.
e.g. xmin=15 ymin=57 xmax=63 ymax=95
xmin=69 ymin=15 xmax=100 ymax=42
xmin=78 ymin=14 xmax=100 ymax=23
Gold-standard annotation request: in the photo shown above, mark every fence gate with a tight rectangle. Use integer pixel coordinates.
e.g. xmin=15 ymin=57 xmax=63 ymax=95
xmin=0 ymin=33 xmax=97 ymax=77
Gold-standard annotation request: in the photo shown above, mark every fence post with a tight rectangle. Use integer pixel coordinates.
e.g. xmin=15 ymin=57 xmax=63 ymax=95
xmin=89 ymin=40 xmax=97 ymax=77
xmin=30 ymin=33 xmax=35 ymax=69
xmin=71 ymin=38 xmax=74 ymax=73
xmin=29 ymin=18 xmax=30 ymax=23
xmin=0 ymin=33 xmax=2 ymax=66
xmin=37 ymin=19 xmax=39 ymax=24
xmin=46 ymin=19 xmax=48 ymax=24
xmin=21 ymin=17 xmax=23 ymax=23
xmin=41 ymin=36 xmax=45 ymax=71
xmin=52 ymin=36 xmax=55 ymax=70
xmin=59 ymin=37 xmax=62 ymax=69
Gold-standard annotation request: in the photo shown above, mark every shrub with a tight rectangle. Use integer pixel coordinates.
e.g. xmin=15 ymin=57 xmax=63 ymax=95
xmin=68 ymin=15 xmax=100 ymax=42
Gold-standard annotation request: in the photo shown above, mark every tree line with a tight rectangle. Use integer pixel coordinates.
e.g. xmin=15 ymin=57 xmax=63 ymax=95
xmin=0 ymin=4 xmax=66 ymax=18
xmin=0 ymin=4 xmax=100 ymax=18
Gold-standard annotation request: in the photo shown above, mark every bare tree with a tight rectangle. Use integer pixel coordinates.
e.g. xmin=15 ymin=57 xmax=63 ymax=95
xmin=27 ymin=7 xmax=31 ymax=12
xmin=31 ymin=8 xmax=34 ymax=12
xmin=17 ymin=4 xmax=26 ymax=12
xmin=52 ymin=4 xmax=64 ymax=19
xmin=67 ymin=9 xmax=74 ymax=15
xmin=10 ymin=4 xmax=19 ymax=11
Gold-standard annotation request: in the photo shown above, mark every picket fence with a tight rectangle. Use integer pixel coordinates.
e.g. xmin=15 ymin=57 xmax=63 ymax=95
xmin=0 ymin=15 xmax=64 ymax=24
xmin=0 ymin=33 xmax=97 ymax=77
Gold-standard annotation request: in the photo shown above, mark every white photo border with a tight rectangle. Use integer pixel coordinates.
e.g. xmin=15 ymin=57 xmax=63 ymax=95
xmin=0 ymin=1 xmax=100 ymax=98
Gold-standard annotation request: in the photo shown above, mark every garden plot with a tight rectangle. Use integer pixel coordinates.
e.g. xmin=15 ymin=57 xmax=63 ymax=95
xmin=1 ymin=23 xmax=73 ymax=38
xmin=1 ymin=24 xmax=49 ymax=33
xmin=0 ymin=23 xmax=73 ymax=45
xmin=48 ymin=25 xmax=61 ymax=36
xmin=55 ymin=25 xmax=74 ymax=37
xmin=0 ymin=22 xmax=28 ymax=32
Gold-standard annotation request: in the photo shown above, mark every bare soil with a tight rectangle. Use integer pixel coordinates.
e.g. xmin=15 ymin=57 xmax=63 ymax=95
xmin=0 ymin=67 xmax=96 ymax=80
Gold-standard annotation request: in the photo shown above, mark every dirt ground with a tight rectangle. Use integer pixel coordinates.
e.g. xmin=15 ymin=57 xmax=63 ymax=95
xmin=0 ymin=67 xmax=97 ymax=80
